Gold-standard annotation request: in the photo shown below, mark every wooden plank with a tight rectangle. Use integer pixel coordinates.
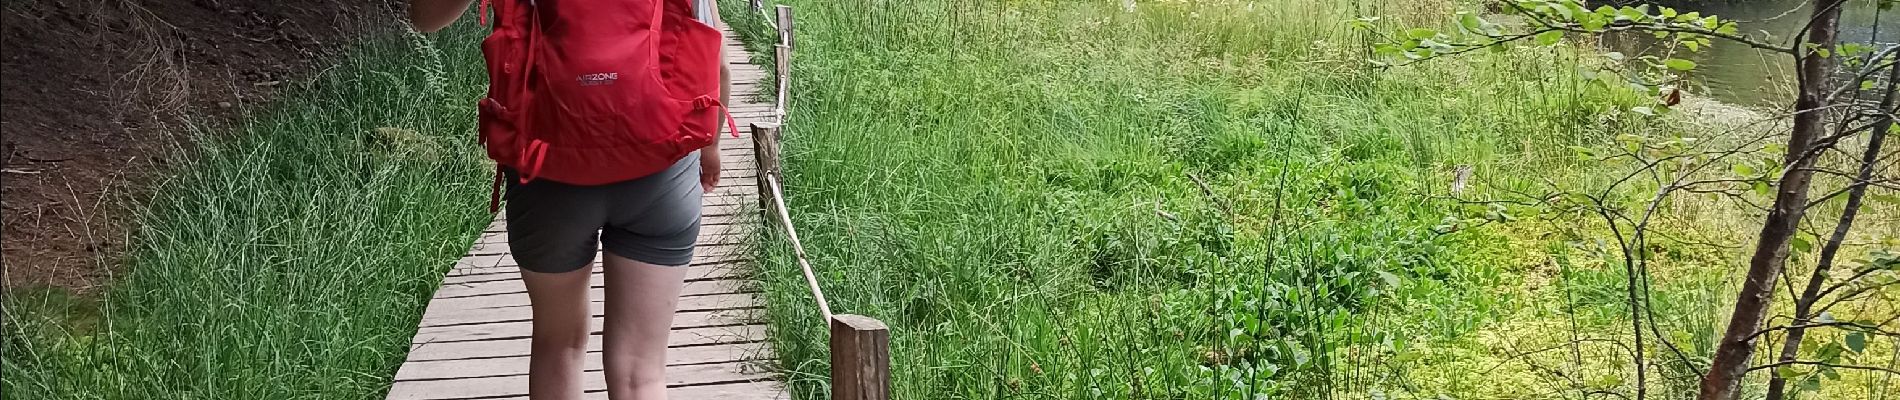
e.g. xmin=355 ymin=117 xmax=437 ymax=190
xmin=406 ymin=324 xmax=768 ymax=361
xmin=386 ymin=360 xmax=774 ymax=400
xmin=394 ymin=342 xmax=772 ymax=381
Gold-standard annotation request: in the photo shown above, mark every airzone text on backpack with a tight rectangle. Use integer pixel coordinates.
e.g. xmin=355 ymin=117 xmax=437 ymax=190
xmin=476 ymin=0 xmax=738 ymax=211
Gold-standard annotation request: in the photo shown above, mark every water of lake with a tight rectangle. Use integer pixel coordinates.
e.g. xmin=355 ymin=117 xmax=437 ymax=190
xmin=1600 ymin=0 xmax=1898 ymax=108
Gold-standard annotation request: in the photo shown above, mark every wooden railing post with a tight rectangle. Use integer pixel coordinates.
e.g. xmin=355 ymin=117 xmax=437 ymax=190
xmin=774 ymin=44 xmax=790 ymax=121
xmin=775 ymin=5 xmax=795 ymax=48
xmin=830 ymin=314 xmax=890 ymax=400
xmin=751 ymin=122 xmax=781 ymax=223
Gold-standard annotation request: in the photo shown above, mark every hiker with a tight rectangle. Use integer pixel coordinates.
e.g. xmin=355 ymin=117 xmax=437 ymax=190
xmin=409 ymin=1 xmax=733 ymax=399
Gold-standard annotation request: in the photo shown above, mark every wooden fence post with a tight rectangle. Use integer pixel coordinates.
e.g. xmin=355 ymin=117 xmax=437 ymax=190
xmin=751 ymin=123 xmax=781 ymax=223
xmin=830 ymin=314 xmax=890 ymax=400
xmin=775 ymin=5 xmax=795 ymax=48
xmin=774 ymin=44 xmax=790 ymax=121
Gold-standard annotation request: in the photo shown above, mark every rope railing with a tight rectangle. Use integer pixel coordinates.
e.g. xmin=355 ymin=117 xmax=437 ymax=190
xmin=744 ymin=5 xmax=892 ymax=399
xmin=765 ymin=171 xmax=833 ymax=320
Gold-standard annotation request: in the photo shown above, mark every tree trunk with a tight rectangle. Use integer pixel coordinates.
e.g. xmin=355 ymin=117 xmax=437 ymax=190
xmin=1697 ymin=2 xmax=1847 ymax=399
xmin=1763 ymin=40 xmax=1900 ymax=400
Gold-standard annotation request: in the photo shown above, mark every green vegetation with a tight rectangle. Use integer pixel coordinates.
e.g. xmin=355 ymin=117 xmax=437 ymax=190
xmin=724 ymin=0 xmax=1898 ymax=398
xmin=2 ymin=22 xmax=492 ymax=399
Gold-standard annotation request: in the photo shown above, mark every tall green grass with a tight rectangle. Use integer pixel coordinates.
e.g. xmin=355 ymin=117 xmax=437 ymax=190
xmin=2 ymin=19 xmax=492 ymax=400
xmin=716 ymin=0 xmax=1739 ymax=398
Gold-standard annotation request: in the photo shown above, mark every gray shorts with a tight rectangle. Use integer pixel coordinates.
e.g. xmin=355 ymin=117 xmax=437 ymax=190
xmin=503 ymin=153 xmax=702 ymax=273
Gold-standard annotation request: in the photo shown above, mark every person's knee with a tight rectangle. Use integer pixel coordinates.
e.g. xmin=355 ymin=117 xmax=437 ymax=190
xmin=531 ymin=325 xmax=591 ymax=353
xmin=603 ymin=365 xmax=666 ymax=389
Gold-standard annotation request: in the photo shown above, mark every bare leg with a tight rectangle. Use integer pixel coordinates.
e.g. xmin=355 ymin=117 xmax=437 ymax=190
xmin=522 ymin=266 xmax=594 ymax=400
xmin=602 ymin=253 xmax=689 ymax=400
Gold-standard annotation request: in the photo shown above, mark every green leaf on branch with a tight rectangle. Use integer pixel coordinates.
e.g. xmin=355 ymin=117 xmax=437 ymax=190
xmin=1663 ymin=58 xmax=1698 ymax=71
xmin=1407 ymin=28 xmax=1439 ymax=40
xmin=1778 ymin=365 xmax=1806 ymax=379
xmin=1581 ymin=14 xmax=1608 ymax=30
xmin=1617 ymin=5 xmax=1648 ymax=22
xmin=1805 ymin=43 xmax=1833 ymax=58
xmin=1676 ymin=11 xmax=1701 ymax=23
xmin=1459 ymin=13 xmax=1483 ymax=34
xmin=1535 ymin=30 xmax=1565 ymax=46
xmin=1845 ymin=332 xmax=1867 ymax=353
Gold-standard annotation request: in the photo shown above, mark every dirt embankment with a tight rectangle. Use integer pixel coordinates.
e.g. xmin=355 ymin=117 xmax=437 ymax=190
xmin=2 ymin=0 xmax=399 ymax=292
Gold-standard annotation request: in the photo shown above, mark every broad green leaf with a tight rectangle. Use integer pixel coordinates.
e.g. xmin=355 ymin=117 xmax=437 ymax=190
xmin=1846 ymin=332 xmax=1867 ymax=353
xmin=1373 ymin=43 xmax=1403 ymax=56
xmin=1407 ymin=28 xmax=1439 ymax=40
xmin=1677 ymin=11 xmax=1701 ymax=23
xmin=1778 ymin=365 xmax=1806 ymax=379
xmin=1806 ymin=43 xmax=1833 ymax=58
xmin=1536 ymin=30 xmax=1565 ymax=46
xmin=1460 ymin=13 xmax=1484 ymax=34
xmin=1664 ymin=58 xmax=1698 ymax=71
xmin=1660 ymin=7 xmax=1678 ymax=18
xmin=1376 ymin=270 xmax=1400 ymax=288
xmin=1792 ymin=235 xmax=1813 ymax=254
xmin=1682 ymin=39 xmax=1701 ymax=52
xmin=1617 ymin=6 xmax=1647 ymax=21
xmin=1581 ymin=14 xmax=1607 ymax=30
xmin=1732 ymin=163 xmax=1756 ymax=177
xmin=1817 ymin=341 xmax=1844 ymax=360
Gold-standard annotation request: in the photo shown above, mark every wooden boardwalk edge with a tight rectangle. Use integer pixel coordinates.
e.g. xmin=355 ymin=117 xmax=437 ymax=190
xmin=384 ymin=27 xmax=785 ymax=400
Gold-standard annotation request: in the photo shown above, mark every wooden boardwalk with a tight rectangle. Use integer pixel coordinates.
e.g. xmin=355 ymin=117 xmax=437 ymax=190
xmin=385 ymin=28 xmax=784 ymax=400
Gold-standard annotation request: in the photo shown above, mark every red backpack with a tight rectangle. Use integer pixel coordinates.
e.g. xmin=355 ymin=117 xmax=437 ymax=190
xmin=477 ymin=0 xmax=737 ymax=210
